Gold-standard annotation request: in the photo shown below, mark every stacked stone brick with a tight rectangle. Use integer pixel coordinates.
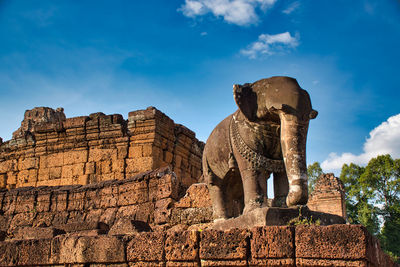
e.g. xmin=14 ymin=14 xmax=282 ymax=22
xmin=308 ymin=173 xmax=347 ymax=218
xmin=0 ymin=225 xmax=396 ymax=266
xmin=0 ymin=167 xmax=212 ymax=239
xmin=0 ymin=106 xmax=203 ymax=190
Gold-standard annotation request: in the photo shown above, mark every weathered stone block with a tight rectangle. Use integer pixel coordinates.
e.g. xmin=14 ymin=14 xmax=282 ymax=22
xmin=250 ymin=226 xmax=295 ymax=261
xmin=12 ymin=226 xmax=64 ymax=240
xmin=128 ymin=145 xmax=143 ymax=158
xmin=115 ymin=172 xmax=125 ymax=180
xmin=117 ymin=145 xmax=128 ymax=159
xmin=166 ymin=261 xmax=198 ymax=267
xmin=89 ymin=148 xmax=116 ymax=162
xmin=17 ymin=169 xmax=37 ymax=185
xmin=77 ymin=174 xmax=89 ymax=185
xmin=84 ymin=161 xmax=95 ymax=175
xmin=116 ymin=203 xmax=154 ymax=223
xmin=99 ymin=207 xmax=117 ymax=226
xmin=200 ymin=259 xmax=247 ymax=266
xmin=50 ymin=191 xmax=68 ymax=212
xmin=38 ymin=167 xmax=50 ymax=181
xmin=64 ymin=116 xmax=88 ymax=129
xmin=49 ymin=167 xmax=62 ymax=179
xmin=109 ymin=218 xmax=152 ymax=235
xmin=100 ymin=159 xmax=112 ymax=174
xmin=6 ymin=171 xmax=17 ymax=186
xmin=60 ymin=177 xmax=73 ymax=186
xmin=57 ymin=235 xmax=125 ymax=264
xmin=36 ymin=190 xmax=51 ymax=212
xmin=154 ymin=198 xmax=173 ymax=224
xmin=84 ymin=189 xmax=102 ymax=209
xmin=165 ymin=230 xmax=199 ymax=262
xmin=3 ymin=191 xmax=18 ymax=215
xmin=250 ymin=258 xmax=295 ymax=266
xmin=14 ymin=191 xmax=36 ymax=213
xmin=0 ymin=160 xmax=16 ymax=173
xmin=0 ymin=240 xmax=19 ymax=266
xmin=67 ymin=190 xmax=86 ymax=211
xmin=296 ymin=258 xmax=368 ymax=266
xmin=46 ymin=153 xmax=64 ymax=168
xmin=118 ymin=180 xmax=148 ymax=206
xmin=126 ymin=232 xmax=165 ymax=262
xmin=17 ymin=157 xmax=38 ymax=170
xmin=128 ymin=262 xmax=164 ymax=267
xmin=63 ymin=150 xmax=88 ymax=165
xmin=8 ymin=212 xmax=36 ymax=230
xmin=149 ymin=173 xmax=179 ymax=201
xmin=51 ymin=211 xmax=69 ymax=230
xmin=200 ymin=229 xmax=250 ymax=260
xmin=112 ymin=159 xmax=125 ymax=172
xmin=126 ymin=157 xmax=153 ymax=174
xmin=142 ymin=144 xmax=155 ymax=157
xmin=174 ymin=183 xmax=211 ymax=208
xmin=295 ymin=225 xmax=370 ymax=260
xmin=99 ymin=185 xmax=119 ymax=208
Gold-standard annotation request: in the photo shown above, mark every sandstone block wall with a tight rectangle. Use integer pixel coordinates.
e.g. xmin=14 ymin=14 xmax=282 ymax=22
xmin=0 ymin=106 xmax=203 ymax=190
xmin=0 ymin=225 xmax=397 ymax=266
xmin=308 ymin=173 xmax=347 ymax=218
xmin=0 ymin=167 xmax=396 ymax=266
xmin=0 ymin=167 xmax=212 ymax=238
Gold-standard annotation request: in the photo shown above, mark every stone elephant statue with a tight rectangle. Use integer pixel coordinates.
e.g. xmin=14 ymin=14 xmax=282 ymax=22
xmin=202 ymin=76 xmax=318 ymax=220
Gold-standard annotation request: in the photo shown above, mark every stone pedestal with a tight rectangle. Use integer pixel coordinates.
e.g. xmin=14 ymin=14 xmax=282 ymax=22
xmin=212 ymin=206 xmax=346 ymax=230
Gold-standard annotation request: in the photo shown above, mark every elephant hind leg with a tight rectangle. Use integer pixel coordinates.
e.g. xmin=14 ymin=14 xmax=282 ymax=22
xmin=208 ymin=184 xmax=229 ymax=220
xmin=203 ymin=158 xmax=229 ymax=220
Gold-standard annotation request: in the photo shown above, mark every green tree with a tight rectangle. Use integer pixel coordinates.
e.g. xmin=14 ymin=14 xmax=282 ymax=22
xmin=340 ymin=154 xmax=400 ymax=261
xmin=307 ymin=162 xmax=323 ymax=193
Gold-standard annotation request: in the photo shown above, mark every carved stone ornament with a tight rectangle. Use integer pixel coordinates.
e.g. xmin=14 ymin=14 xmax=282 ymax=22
xmin=230 ymin=116 xmax=285 ymax=173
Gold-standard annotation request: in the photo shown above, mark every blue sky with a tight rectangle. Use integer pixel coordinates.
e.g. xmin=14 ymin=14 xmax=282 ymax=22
xmin=0 ymin=0 xmax=399 ymax=174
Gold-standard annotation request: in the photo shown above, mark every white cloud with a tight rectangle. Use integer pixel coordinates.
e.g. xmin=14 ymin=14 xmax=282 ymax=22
xmin=240 ymin=32 xmax=299 ymax=58
xmin=282 ymin=1 xmax=300 ymax=14
xmin=321 ymin=114 xmax=400 ymax=171
xmin=178 ymin=0 xmax=277 ymax=26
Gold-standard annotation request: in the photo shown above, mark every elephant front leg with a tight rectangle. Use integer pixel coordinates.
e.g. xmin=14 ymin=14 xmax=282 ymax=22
xmin=240 ymin=168 xmax=268 ymax=214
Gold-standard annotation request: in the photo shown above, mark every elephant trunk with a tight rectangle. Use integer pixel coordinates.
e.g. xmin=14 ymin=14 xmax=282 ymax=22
xmin=279 ymin=113 xmax=309 ymax=207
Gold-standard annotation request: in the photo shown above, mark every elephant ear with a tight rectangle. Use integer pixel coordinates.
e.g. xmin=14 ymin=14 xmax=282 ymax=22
xmin=233 ymin=84 xmax=258 ymax=121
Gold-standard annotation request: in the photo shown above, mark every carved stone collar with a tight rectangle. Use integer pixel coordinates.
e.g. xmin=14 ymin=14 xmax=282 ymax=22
xmin=230 ymin=116 xmax=285 ymax=173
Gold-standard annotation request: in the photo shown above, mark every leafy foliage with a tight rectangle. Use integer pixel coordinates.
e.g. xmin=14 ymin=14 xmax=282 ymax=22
xmin=339 ymin=154 xmax=400 ymax=262
xmin=307 ymin=162 xmax=323 ymax=193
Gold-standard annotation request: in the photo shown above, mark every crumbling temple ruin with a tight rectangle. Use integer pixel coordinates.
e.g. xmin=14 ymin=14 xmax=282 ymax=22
xmin=0 ymin=106 xmax=397 ymax=266
xmin=0 ymin=106 xmax=203 ymax=189
xmin=308 ymin=173 xmax=347 ymax=218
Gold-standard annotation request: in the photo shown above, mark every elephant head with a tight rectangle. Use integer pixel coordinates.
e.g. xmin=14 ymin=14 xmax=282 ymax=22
xmin=233 ymin=76 xmax=318 ymax=207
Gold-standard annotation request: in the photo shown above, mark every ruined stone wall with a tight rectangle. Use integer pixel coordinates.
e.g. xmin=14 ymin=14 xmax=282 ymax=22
xmin=0 ymin=167 xmax=212 ymax=239
xmin=0 ymin=106 xmax=203 ymax=190
xmin=0 ymin=225 xmax=397 ymax=266
xmin=0 ymin=168 xmax=396 ymax=266
xmin=308 ymin=173 xmax=347 ymax=218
